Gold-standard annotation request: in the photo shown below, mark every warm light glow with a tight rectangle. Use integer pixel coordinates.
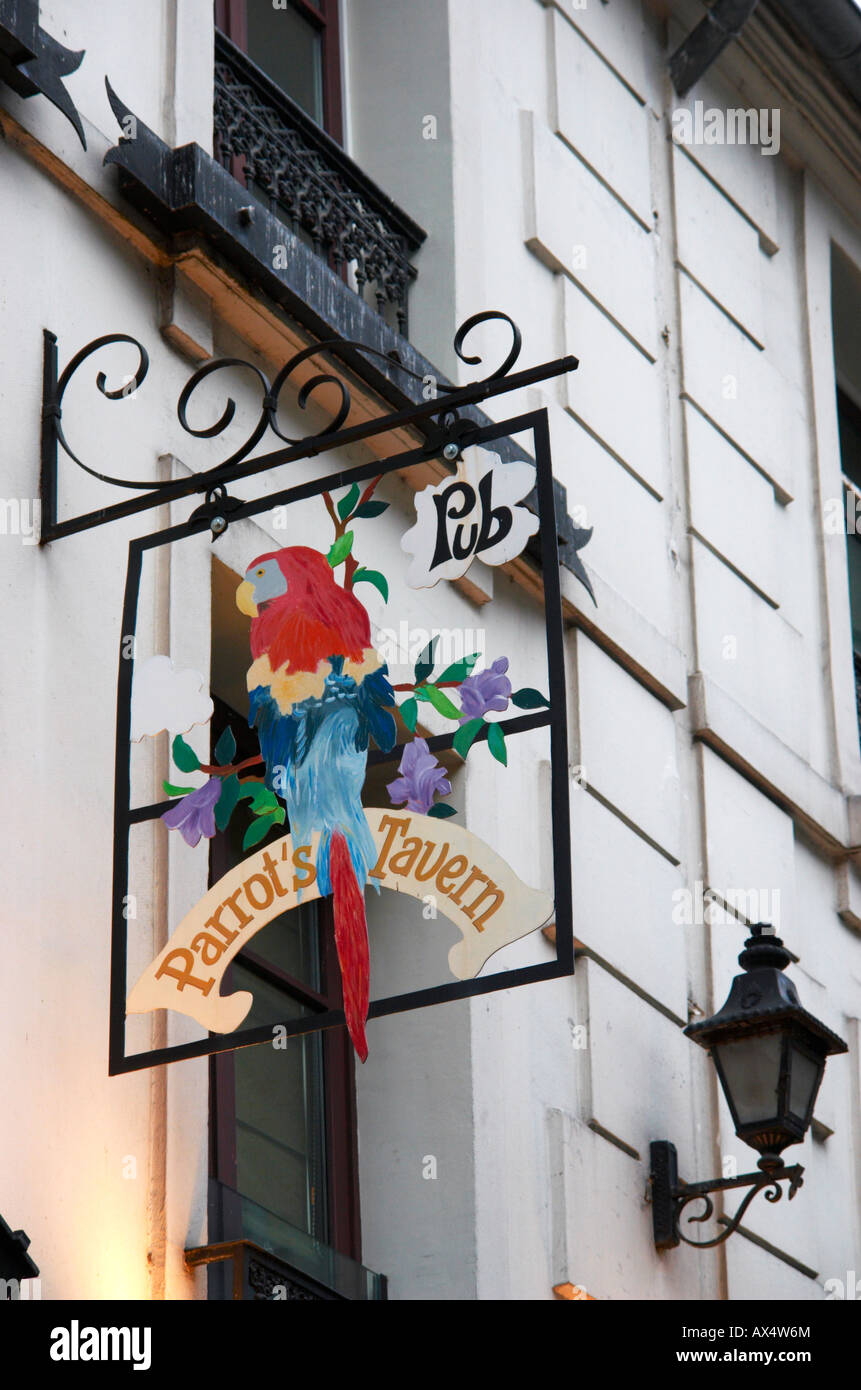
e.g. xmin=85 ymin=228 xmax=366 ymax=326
xmin=553 ymin=1282 xmax=596 ymax=1300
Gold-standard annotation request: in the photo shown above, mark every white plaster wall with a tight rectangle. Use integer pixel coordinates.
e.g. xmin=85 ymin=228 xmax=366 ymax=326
xmin=1 ymin=0 xmax=859 ymax=1305
xmin=0 ymin=166 xmax=207 ymax=1293
xmin=438 ymin=0 xmax=861 ymax=1302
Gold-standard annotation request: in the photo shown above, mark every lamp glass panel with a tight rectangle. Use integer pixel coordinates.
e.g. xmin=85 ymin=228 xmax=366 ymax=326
xmin=715 ymin=1034 xmax=783 ymax=1123
xmin=788 ymin=1046 xmax=822 ymax=1122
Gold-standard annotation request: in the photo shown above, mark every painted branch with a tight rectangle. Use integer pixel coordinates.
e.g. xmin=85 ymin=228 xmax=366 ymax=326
xmin=321 ymin=490 xmax=339 ymax=530
xmin=357 ymin=474 xmax=383 ymax=507
xmin=198 ymin=754 xmax=264 ymax=776
xmin=392 ymin=681 xmax=462 ymax=691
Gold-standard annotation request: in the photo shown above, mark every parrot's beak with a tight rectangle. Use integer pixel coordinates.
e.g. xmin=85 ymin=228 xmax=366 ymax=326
xmin=236 ymin=579 xmax=258 ymax=617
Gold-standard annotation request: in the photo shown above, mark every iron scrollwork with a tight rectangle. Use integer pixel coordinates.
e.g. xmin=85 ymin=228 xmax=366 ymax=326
xmin=44 ymin=309 xmax=525 ymax=494
xmin=650 ymin=1140 xmax=804 ymax=1251
xmin=39 ymin=310 xmax=585 ymax=559
xmin=51 ymin=333 xmax=153 ymax=487
xmin=674 ymin=1168 xmax=803 ymax=1249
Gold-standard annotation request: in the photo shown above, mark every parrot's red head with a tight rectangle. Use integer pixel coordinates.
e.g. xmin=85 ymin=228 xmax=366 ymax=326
xmin=237 ymin=546 xmax=339 ymax=617
xmin=236 ymin=545 xmax=371 ymax=669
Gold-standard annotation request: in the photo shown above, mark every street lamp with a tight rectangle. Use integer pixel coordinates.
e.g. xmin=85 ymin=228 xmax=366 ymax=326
xmin=0 ymin=1212 xmax=39 ymax=1287
xmin=651 ymin=923 xmax=848 ymax=1250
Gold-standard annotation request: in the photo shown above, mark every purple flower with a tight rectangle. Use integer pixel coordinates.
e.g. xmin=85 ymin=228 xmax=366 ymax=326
xmin=161 ymin=778 xmax=222 ymax=847
xmin=458 ymin=656 xmax=511 ymax=721
xmin=387 ymin=737 xmax=452 ymax=815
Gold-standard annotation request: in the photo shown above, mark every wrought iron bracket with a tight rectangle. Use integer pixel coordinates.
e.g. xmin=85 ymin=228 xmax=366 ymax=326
xmin=37 ymin=309 xmax=595 ymax=600
xmin=650 ymin=1140 xmax=804 ymax=1251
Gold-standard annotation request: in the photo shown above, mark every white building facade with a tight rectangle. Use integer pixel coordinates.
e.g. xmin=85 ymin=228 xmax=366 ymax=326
xmin=1 ymin=0 xmax=860 ymax=1302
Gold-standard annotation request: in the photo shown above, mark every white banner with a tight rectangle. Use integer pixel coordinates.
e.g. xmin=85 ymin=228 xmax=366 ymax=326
xmin=127 ymin=809 xmax=554 ymax=1032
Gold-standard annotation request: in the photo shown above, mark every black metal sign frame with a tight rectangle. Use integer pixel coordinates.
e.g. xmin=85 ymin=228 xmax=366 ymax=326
xmin=40 ymin=311 xmax=579 ymax=542
xmin=110 ymin=406 xmax=574 ymax=1074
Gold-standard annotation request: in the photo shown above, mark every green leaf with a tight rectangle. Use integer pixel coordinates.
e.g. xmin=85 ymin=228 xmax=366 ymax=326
xmin=172 ymin=734 xmax=200 ymax=773
xmin=327 ymin=531 xmax=355 ymax=567
xmin=238 ymin=781 xmax=280 ymax=815
xmin=414 ymin=636 xmax=438 ymax=684
xmin=452 ymin=717 xmax=484 ymax=759
xmin=271 ymin=806 xmax=286 ymax=826
xmin=352 ymin=567 xmax=389 ymax=602
xmin=214 ymin=725 xmax=236 ymax=765
xmin=337 ymin=482 xmax=360 ymax=520
xmin=243 ymin=815 xmax=275 ymax=851
xmin=435 ymin=652 xmax=481 ymax=684
xmin=354 ymin=499 xmax=389 ymax=519
xmin=428 ymin=802 xmax=457 ymax=819
xmin=214 ymin=773 xmax=241 ymax=831
xmin=487 ymin=722 xmax=507 ymax=766
xmin=400 ymin=696 xmax=418 ymax=732
xmin=511 ymin=687 xmax=551 ymax=709
xmin=162 ymin=780 xmax=195 ymax=798
xmin=423 ymin=684 xmax=462 ymax=720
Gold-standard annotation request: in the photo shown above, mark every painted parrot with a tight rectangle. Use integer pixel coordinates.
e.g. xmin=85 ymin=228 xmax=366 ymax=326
xmin=236 ymin=546 xmax=396 ymax=1061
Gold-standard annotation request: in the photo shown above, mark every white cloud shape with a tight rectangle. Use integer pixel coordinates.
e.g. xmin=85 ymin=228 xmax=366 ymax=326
xmin=130 ymin=655 xmax=214 ymax=742
xmin=401 ymin=446 xmax=539 ymax=589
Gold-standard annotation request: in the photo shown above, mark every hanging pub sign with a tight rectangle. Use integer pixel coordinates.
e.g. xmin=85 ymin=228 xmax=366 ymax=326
xmin=39 ymin=311 xmax=588 ymax=1072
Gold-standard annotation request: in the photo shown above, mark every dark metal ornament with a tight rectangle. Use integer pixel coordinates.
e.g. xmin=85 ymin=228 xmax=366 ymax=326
xmin=650 ymin=1139 xmax=803 ymax=1251
xmin=39 ymin=312 xmax=583 ymax=560
xmin=0 ymin=0 xmax=87 ymax=146
xmin=0 ymin=1212 xmax=39 ymax=1282
xmin=187 ymin=485 xmax=244 ymax=541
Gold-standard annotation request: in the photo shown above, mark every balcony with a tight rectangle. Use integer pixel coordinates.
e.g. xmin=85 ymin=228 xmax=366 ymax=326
xmin=213 ymin=31 xmax=425 ymax=334
xmin=192 ymin=1181 xmax=387 ymax=1301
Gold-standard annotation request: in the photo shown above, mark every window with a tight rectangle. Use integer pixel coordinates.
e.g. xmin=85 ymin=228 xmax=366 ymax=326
xmin=838 ymin=390 xmax=861 ymax=727
xmin=832 ymin=248 xmax=861 ymax=740
xmin=212 ymin=0 xmax=423 ymax=332
xmin=208 ymin=559 xmax=361 ymax=1285
xmin=215 ymin=0 xmax=342 ymax=140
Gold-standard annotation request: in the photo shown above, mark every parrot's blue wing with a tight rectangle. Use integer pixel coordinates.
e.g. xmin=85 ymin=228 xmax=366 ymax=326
xmin=356 ymin=665 xmax=397 ymax=754
xmin=249 ymin=660 xmax=395 ymax=793
xmin=248 ymin=683 xmax=298 ymax=791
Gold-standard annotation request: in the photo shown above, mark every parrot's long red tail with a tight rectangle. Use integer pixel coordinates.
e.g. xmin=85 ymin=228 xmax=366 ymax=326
xmin=329 ymin=830 xmax=370 ymax=1063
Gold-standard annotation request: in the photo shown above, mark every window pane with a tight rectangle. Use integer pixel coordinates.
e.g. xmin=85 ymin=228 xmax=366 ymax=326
xmin=845 ymin=529 xmax=861 ymax=656
xmin=838 ymin=388 xmax=861 ymax=491
xmin=232 ymin=964 xmax=328 ymax=1240
xmin=244 ymin=900 xmax=322 ymax=992
xmin=715 ymin=1035 xmax=782 ymax=1124
xmin=788 ymin=1047 xmax=821 ymax=1121
xmin=246 ymin=0 xmax=323 ymax=124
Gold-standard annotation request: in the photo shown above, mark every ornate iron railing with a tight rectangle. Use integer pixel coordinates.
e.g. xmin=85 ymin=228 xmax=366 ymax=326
xmin=213 ymin=31 xmax=425 ymax=333
xmin=195 ymin=1182 xmax=388 ymax=1300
